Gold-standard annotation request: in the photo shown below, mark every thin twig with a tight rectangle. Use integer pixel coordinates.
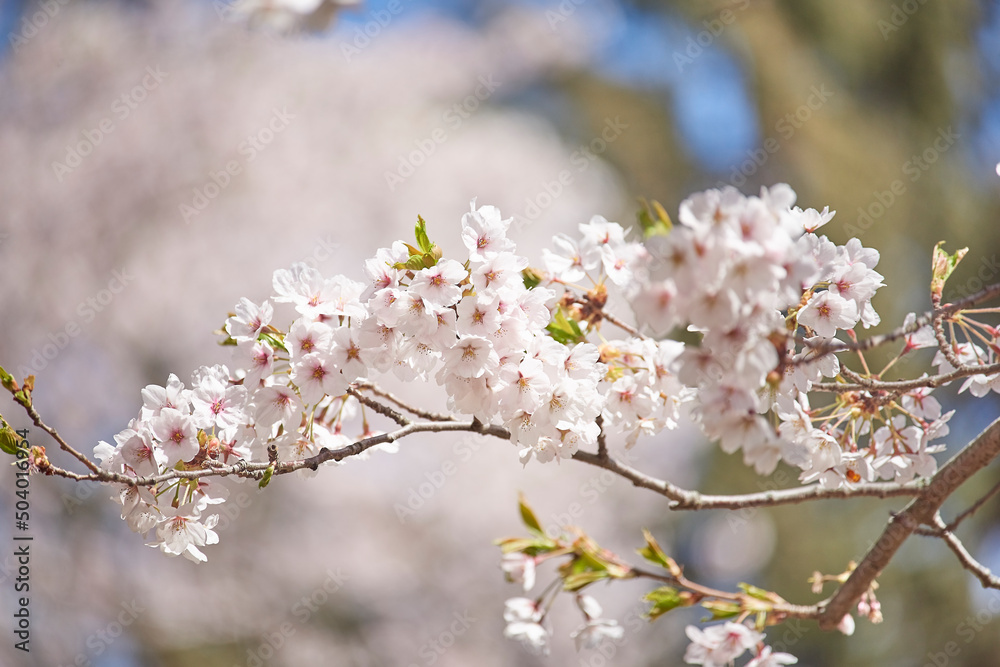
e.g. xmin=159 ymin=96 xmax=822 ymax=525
xmin=948 ymin=478 xmax=1000 ymax=531
xmin=570 ymin=450 xmax=924 ymax=509
xmin=799 ymin=280 xmax=1000 ymax=358
xmin=22 ymin=400 xmax=101 ymax=474
xmin=628 ymin=565 xmax=819 ymax=619
xmin=346 ymin=386 xmax=411 ymax=427
xmin=815 ymin=416 xmax=1000 ymax=629
xmin=354 ymin=380 xmax=455 ymax=422
xmin=596 ymin=415 xmax=607 ymax=461
xmin=811 ymin=361 xmax=1000 ymax=394
xmin=36 ymin=419 xmax=511 ymax=488
xmin=601 ymin=309 xmax=645 ymax=339
xmin=929 ymin=512 xmax=1000 ymax=589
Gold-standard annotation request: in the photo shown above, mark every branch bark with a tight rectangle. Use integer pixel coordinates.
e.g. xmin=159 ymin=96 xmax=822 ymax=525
xmin=816 ymin=416 xmax=1000 ymax=629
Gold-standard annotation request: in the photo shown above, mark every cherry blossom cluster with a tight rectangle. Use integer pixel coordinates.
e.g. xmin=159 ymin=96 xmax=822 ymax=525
xmin=623 ymin=185 xmax=967 ymax=488
xmin=88 ymin=201 xmax=690 ymax=560
xmin=92 ymin=366 xmax=244 ymax=562
xmin=88 ymin=184 xmax=997 ymax=563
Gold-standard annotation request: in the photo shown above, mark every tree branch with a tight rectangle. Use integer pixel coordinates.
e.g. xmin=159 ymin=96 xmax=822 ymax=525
xmin=798 ymin=280 xmax=1000 ymax=359
xmin=21 ymin=399 xmax=101 ymax=474
xmin=570 ymin=450 xmax=924 ymax=509
xmin=926 ymin=512 xmax=1000 ymax=589
xmin=346 ymin=386 xmax=411 ymax=427
xmin=36 ymin=416 xmax=510 ymax=488
xmin=810 ymin=361 xmax=1000 ymax=394
xmin=815 ymin=416 xmax=1000 ymax=629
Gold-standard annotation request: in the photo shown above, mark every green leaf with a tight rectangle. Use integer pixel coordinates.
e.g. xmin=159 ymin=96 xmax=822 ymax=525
xmin=701 ymin=600 xmax=741 ymax=621
xmin=738 ymin=582 xmax=782 ymax=603
xmin=518 ymin=494 xmax=545 ymax=537
xmin=259 ymin=332 xmax=288 ymax=353
xmin=637 ymin=198 xmax=672 ymax=238
xmin=415 ymin=215 xmax=433 ymax=254
xmin=258 ymin=464 xmax=274 ymax=489
xmin=644 ymin=586 xmax=686 ymax=620
xmin=563 ymin=570 xmax=608 ymax=591
xmin=0 ymin=366 xmax=17 ymax=393
xmin=930 ymin=241 xmax=969 ymax=301
xmin=494 ymin=536 xmax=558 ymax=555
xmin=12 ymin=389 xmax=30 ymax=408
xmin=521 ymin=268 xmax=542 ymax=290
xmin=637 ymin=529 xmax=682 ymax=576
xmin=545 ymin=307 xmax=586 ymax=345
xmin=0 ymin=418 xmax=22 ymax=456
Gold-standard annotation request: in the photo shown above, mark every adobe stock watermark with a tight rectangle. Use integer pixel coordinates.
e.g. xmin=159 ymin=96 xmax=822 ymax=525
xmin=51 ymin=66 xmax=168 ymax=183
xmin=922 ymin=593 xmax=1000 ymax=667
xmin=294 ymin=235 xmax=342 ymax=272
xmin=546 ymin=0 xmax=588 ymax=31
xmin=7 ymin=0 xmax=71 ymax=53
xmin=56 ymin=599 xmax=146 ymax=667
xmin=404 ymin=610 xmax=476 ymax=667
xmin=513 ymin=115 xmax=629 ymax=230
xmin=16 ymin=268 xmax=135 ymax=378
xmin=179 ymin=107 xmax=294 ymax=224
xmin=715 ymin=84 xmax=835 ymax=189
xmin=383 ymin=74 xmax=502 ymax=192
xmin=542 ymin=448 xmax=638 ymax=539
xmin=844 ymin=126 xmax=959 ymax=237
xmin=724 ymin=467 xmax=795 ymax=534
xmin=394 ymin=435 xmax=485 ymax=523
xmin=672 ymin=0 xmax=751 ymax=73
xmin=949 ymin=253 xmax=1000 ymax=303
xmin=236 ymin=567 xmax=349 ymax=667
xmin=878 ymin=0 xmax=929 ymax=40
xmin=338 ymin=0 xmax=412 ymax=62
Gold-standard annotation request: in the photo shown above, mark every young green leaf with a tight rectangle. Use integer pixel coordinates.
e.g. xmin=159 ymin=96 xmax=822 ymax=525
xmin=930 ymin=241 xmax=969 ymax=301
xmin=258 ymin=464 xmax=274 ymax=489
xmin=644 ymin=586 xmax=686 ymax=620
xmin=701 ymin=600 xmax=742 ymax=621
xmin=521 ymin=268 xmax=542 ymax=290
xmin=637 ymin=529 xmax=682 ymax=577
xmin=518 ymin=494 xmax=546 ymax=537
xmin=562 ymin=570 xmax=609 ymax=592
xmin=0 ymin=366 xmax=17 ymax=393
xmin=0 ymin=417 xmax=23 ymax=456
xmin=494 ymin=536 xmax=558 ymax=555
xmin=545 ymin=307 xmax=586 ymax=345
xmin=415 ymin=215 xmax=433 ymax=254
xmin=637 ymin=197 xmax=672 ymax=239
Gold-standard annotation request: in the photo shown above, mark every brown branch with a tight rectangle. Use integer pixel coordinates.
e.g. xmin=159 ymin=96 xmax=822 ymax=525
xmin=927 ymin=512 xmax=1000 ymax=589
xmin=346 ymin=386 xmax=411 ymax=427
xmin=570 ymin=450 xmax=924 ymax=509
xmin=572 ymin=449 xmax=689 ymax=503
xmin=37 ymin=417 xmax=511 ymax=488
xmin=933 ymin=314 xmax=964 ymax=371
xmin=815 ymin=416 xmax=1000 ymax=629
xmin=811 ymin=361 xmax=1000 ymax=394
xmin=938 ymin=280 xmax=1000 ymax=317
xmin=601 ymin=309 xmax=645 ymax=339
xmin=629 ymin=565 xmax=819 ymax=619
xmin=21 ymin=400 xmax=101 ymax=474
